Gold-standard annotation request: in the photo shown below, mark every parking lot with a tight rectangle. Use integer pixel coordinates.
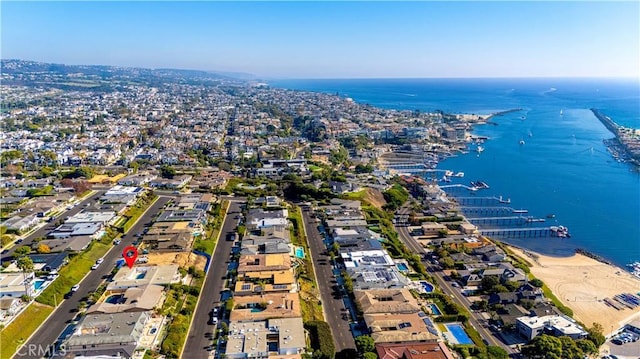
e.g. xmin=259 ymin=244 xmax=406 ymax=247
xmin=604 ymin=329 xmax=640 ymax=358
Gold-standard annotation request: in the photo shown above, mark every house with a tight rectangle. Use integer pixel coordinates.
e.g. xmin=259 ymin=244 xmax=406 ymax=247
xmin=246 ymin=208 xmax=289 ymax=230
xmin=87 ymin=284 xmax=164 ymax=314
xmin=229 ymin=292 xmax=301 ymax=322
xmin=375 ymin=341 xmax=455 ymax=359
xmin=0 ymin=297 xmax=22 ymax=317
xmin=38 ymin=236 xmax=94 ymax=253
xmin=355 ymin=289 xmax=421 ymax=314
xmin=237 ymin=254 xmax=292 ymax=273
xmin=225 ymin=317 xmax=305 ymax=358
xmin=3 ymin=214 xmax=40 ymax=234
xmin=63 ymin=311 xmax=151 ymax=358
xmin=516 ymin=315 xmax=587 ymax=341
xmin=488 ymin=292 xmax=519 ymax=306
xmin=364 ymin=312 xmax=439 ymax=343
xmin=348 ymin=266 xmax=411 ymax=290
xmin=0 ymin=272 xmax=35 ymax=298
xmin=108 ymin=265 xmax=180 ymax=290
xmin=28 ymin=253 xmax=68 ymax=273
xmin=49 ymin=222 xmax=103 ymax=239
xmin=234 ymin=269 xmax=296 ymax=296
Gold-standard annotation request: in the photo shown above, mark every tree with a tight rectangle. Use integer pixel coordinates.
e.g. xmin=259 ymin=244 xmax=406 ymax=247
xmin=362 ymin=353 xmax=377 ymax=359
xmin=160 ymin=165 xmax=177 ymax=179
xmin=575 ymin=339 xmax=597 ymax=355
xmin=37 ymin=243 xmax=51 ymax=254
xmin=355 ymin=335 xmax=375 ymax=353
xmin=16 ymin=256 xmax=34 ymax=300
xmin=521 ymin=335 xmax=562 ymax=359
xmin=14 ymin=245 xmax=31 ymax=257
xmin=529 ymin=278 xmax=544 ymax=288
xmin=481 ymin=276 xmax=500 ymax=293
xmin=585 ymin=322 xmax=606 ymax=347
xmin=486 ymin=345 xmax=509 ymax=359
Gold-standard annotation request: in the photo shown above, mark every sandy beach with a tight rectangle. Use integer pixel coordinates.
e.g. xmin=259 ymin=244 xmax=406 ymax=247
xmin=508 ymin=246 xmax=640 ymax=336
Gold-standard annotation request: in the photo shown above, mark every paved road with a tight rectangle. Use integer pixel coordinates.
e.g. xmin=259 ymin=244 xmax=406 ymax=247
xmin=395 ymin=205 xmax=518 ymax=356
xmin=14 ymin=196 xmax=171 ymax=359
xmin=183 ymin=200 xmax=242 ymax=359
xmin=300 ymin=206 xmax=356 ymax=353
xmin=1 ymin=191 xmax=105 ymax=261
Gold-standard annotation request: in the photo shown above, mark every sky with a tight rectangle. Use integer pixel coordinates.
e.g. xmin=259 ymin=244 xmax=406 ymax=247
xmin=1 ymin=1 xmax=639 ymax=79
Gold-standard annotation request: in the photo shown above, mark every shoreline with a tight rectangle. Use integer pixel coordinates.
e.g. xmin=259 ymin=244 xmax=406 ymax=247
xmin=505 ymin=244 xmax=640 ymax=335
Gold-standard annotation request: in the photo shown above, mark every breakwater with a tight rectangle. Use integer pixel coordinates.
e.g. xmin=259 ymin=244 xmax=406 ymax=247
xmin=485 ymin=108 xmax=523 ymax=120
xmin=591 ymin=108 xmax=640 ymax=165
xmin=591 ymin=108 xmax=620 ymax=134
xmin=575 ymin=248 xmax=613 ymax=266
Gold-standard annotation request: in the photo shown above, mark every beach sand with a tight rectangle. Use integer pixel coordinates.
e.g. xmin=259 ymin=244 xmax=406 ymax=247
xmin=508 ymin=246 xmax=640 ymax=335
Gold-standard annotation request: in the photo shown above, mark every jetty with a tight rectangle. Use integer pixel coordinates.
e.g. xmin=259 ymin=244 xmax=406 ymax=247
xmin=480 ymin=227 xmax=555 ymax=238
xmin=591 ymin=108 xmax=640 ymax=165
xmin=467 ymin=216 xmax=546 ymax=226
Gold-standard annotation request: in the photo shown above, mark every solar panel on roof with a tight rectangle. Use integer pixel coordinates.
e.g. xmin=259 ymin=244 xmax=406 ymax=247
xmin=241 ymin=284 xmax=252 ymax=290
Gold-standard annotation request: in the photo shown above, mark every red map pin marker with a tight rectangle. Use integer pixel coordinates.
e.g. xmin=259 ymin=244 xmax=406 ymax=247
xmin=122 ymin=245 xmax=138 ymax=269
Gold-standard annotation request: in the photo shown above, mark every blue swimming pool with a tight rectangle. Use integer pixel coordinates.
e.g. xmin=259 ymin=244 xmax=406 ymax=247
xmin=33 ymin=279 xmax=46 ymax=290
xmin=295 ymin=247 xmax=305 ymax=258
xmin=429 ymin=303 xmax=442 ymax=315
xmin=105 ymin=294 xmax=125 ymax=304
xmin=445 ymin=323 xmax=473 ymax=345
xmin=396 ymin=263 xmax=409 ymax=271
xmin=421 ymin=281 xmax=434 ymax=292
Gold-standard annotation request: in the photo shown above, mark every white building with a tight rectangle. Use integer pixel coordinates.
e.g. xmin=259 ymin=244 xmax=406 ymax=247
xmin=516 ymin=315 xmax=587 ymax=341
xmin=0 ymin=272 xmax=35 ymax=298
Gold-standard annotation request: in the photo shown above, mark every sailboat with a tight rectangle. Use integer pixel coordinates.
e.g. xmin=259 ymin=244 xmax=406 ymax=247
xmin=560 ymin=109 xmax=564 ymax=116
xmin=519 ymin=139 xmax=525 ymax=145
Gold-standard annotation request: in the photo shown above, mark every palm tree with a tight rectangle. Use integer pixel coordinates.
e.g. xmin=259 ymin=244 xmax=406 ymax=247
xmin=16 ymin=256 xmax=34 ymax=300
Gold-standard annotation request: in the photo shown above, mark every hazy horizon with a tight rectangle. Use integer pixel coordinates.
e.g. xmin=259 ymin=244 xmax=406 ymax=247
xmin=2 ymin=1 xmax=639 ymax=79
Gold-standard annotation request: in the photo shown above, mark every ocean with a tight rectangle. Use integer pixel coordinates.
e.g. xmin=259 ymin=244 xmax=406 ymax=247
xmin=269 ymin=78 xmax=640 ymax=268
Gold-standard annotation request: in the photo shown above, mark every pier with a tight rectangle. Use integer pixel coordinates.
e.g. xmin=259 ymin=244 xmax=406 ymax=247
xmin=480 ymin=227 xmax=554 ymax=238
xmin=453 ymin=196 xmax=512 ymax=206
xmin=467 ymin=216 xmax=545 ymax=226
xmin=460 ymin=206 xmax=515 ymax=216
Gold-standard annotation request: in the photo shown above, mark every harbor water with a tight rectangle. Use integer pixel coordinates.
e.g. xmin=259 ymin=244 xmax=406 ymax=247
xmin=271 ymin=78 xmax=640 ymax=267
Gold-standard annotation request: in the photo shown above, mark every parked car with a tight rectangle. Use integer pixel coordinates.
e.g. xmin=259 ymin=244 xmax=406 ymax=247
xmin=71 ymin=284 xmax=80 ymax=292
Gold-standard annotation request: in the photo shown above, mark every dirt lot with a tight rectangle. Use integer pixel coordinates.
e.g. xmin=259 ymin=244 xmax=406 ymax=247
xmin=146 ymin=252 xmax=206 ymax=272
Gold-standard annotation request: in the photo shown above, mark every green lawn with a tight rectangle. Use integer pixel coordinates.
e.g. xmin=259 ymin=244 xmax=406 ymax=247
xmin=36 ymin=241 xmax=111 ymax=306
xmin=0 ymin=303 xmax=54 ymax=359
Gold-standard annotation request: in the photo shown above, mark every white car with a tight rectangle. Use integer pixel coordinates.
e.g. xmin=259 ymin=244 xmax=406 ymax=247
xmin=71 ymin=284 xmax=80 ymax=292
xmin=91 ymin=263 xmax=99 ymax=270
xmin=96 ymin=258 xmax=104 ymax=264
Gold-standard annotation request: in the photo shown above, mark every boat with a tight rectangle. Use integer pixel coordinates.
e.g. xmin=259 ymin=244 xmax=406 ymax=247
xmin=519 ymin=139 xmax=525 ymax=145
xmin=454 ymin=172 xmax=465 ymax=177
xmin=551 ymin=225 xmax=570 ymax=238
xmin=560 ymin=109 xmax=564 ymax=116
xmin=444 ymin=170 xmax=454 ymax=177
xmin=546 ymin=214 xmax=556 ymax=218
xmin=512 ymin=209 xmax=528 ymax=214
xmin=476 ymin=146 xmax=485 ymax=153
xmin=441 ymin=176 xmax=451 ymax=183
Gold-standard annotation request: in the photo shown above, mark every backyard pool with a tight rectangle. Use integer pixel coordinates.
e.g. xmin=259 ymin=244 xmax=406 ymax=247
xmin=428 ymin=303 xmax=442 ymax=315
xmin=421 ymin=281 xmax=434 ymax=293
xmin=295 ymin=247 xmax=305 ymax=259
xmin=105 ymin=294 xmax=126 ymax=304
xmin=396 ymin=263 xmax=409 ymax=271
xmin=445 ymin=323 xmax=473 ymax=345
xmin=33 ymin=279 xmax=46 ymax=290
